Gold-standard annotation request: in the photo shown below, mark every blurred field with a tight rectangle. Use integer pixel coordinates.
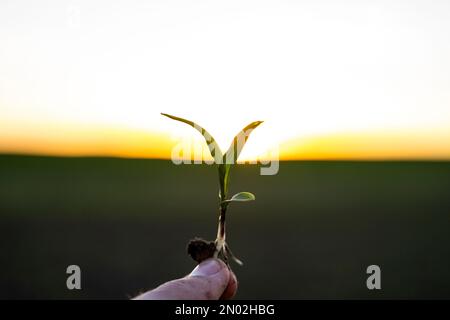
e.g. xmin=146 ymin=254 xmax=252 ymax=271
xmin=1 ymin=154 xmax=450 ymax=299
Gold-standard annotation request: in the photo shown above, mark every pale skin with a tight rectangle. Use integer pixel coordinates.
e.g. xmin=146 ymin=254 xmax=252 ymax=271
xmin=134 ymin=258 xmax=238 ymax=300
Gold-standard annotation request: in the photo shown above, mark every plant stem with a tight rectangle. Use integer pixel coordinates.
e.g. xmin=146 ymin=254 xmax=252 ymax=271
xmin=216 ymin=164 xmax=229 ymax=259
xmin=217 ymin=207 xmax=226 ymax=241
xmin=215 ymin=207 xmax=226 ymax=252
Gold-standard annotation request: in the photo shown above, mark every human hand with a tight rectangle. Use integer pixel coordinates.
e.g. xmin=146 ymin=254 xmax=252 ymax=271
xmin=134 ymin=258 xmax=238 ymax=300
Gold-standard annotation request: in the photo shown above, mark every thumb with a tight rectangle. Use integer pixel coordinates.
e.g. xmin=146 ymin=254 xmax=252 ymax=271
xmin=187 ymin=258 xmax=231 ymax=299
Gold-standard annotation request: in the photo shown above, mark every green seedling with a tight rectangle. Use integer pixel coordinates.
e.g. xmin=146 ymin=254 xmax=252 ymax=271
xmin=161 ymin=113 xmax=263 ymax=266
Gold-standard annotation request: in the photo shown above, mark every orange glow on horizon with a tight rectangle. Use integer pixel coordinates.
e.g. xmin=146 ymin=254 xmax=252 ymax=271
xmin=0 ymin=123 xmax=174 ymax=159
xmin=280 ymin=130 xmax=450 ymax=160
xmin=1 ymin=122 xmax=450 ymax=161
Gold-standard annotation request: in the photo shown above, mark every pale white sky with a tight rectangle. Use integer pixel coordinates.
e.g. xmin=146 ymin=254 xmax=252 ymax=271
xmin=1 ymin=0 xmax=449 ymax=158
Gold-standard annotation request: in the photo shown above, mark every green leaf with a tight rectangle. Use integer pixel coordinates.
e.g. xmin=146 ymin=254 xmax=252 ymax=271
xmin=161 ymin=113 xmax=223 ymax=163
xmin=224 ymin=121 xmax=263 ymax=164
xmin=230 ymin=191 xmax=255 ymax=202
xmin=222 ymin=191 xmax=256 ymax=204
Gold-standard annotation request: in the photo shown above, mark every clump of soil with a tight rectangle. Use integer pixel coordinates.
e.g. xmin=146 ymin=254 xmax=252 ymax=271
xmin=187 ymin=238 xmax=216 ymax=263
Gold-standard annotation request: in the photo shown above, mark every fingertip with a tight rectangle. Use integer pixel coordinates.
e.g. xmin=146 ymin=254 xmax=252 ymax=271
xmin=220 ymin=270 xmax=238 ymax=300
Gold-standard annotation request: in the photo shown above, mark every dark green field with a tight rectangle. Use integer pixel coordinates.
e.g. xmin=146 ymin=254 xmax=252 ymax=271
xmin=1 ymin=154 xmax=450 ymax=299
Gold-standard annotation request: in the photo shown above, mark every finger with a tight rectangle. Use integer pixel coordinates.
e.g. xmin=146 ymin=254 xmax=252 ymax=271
xmin=220 ymin=270 xmax=238 ymax=300
xmin=135 ymin=258 xmax=230 ymax=300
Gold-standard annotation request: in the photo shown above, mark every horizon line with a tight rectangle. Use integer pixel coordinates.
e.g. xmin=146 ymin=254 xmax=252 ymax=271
xmin=1 ymin=151 xmax=450 ymax=163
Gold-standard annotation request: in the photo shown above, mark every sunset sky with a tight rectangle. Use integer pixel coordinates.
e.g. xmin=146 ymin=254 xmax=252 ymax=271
xmin=1 ymin=0 xmax=450 ymax=160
